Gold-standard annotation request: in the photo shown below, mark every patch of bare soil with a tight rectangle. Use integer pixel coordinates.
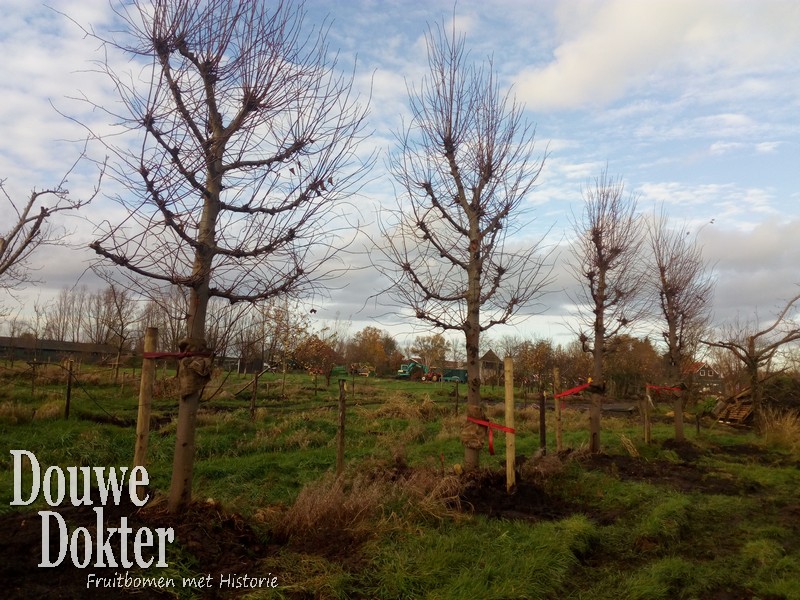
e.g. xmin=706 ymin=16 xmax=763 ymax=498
xmin=0 ymin=497 xmax=267 ymax=600
xmin=458 ymin=469 xmax=579 ymax=522
xmin=709 ymin=442 xmax=800 ymax=467
xmin=705 ymin=588 xmax=786 ymax=600
xmin=582 ymin=453 xmax=762 ymax=496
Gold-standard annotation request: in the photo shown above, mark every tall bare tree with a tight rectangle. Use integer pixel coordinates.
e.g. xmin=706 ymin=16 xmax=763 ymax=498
xmin=83 ymin=0 xmax=371 ymax=511
xmin=376 ymin=21 xmax=551 ymax=469
xmin=647 ymin=209 xmax=714 ymax=439
xmin=568 ymin=169 xmax=646 ymax=453
xmin=702 ymin=292 xmax=800 ymax=423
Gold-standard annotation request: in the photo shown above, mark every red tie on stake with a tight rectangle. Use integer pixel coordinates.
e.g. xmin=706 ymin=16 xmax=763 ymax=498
xmin=466 ymin=417 xmax=516 ymax=455
xmin=553 ymin=382 xmax=591 ymax=399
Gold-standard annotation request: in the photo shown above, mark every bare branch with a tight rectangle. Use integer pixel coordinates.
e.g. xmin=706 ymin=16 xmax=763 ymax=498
xmin=0 ymin=151 xmax=103 ymax=290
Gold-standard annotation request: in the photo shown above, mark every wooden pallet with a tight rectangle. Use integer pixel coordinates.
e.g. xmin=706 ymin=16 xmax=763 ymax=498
xmin=717 ymin=401 xmax=753 ymax=424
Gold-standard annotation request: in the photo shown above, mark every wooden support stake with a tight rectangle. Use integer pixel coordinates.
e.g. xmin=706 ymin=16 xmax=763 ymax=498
xmin=134 ymin=328 xmax=158 ymax=483
xmin=337 ymin=379 xmax=346 ymax=476
xmin=64 ymin=360 xmax=73 ymax=420
xmin=642 ymin=393 xmax=652 ymax=444
xmin=250 ymin=371 xmax=259 ymax=421
xmin=539 ymin=388 xmax=547 ymax=455
xmin=504 ymin=357 xmax=516 ymax=494
xmin=553 ymin=367 xmax=563 ymax=453
xmin=674 ymin=391 xmax=685 ymax=442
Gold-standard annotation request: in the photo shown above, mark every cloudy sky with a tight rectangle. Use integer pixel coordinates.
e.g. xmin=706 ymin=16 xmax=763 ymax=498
xmin=1 ymin=0 xmax=798 ymax=349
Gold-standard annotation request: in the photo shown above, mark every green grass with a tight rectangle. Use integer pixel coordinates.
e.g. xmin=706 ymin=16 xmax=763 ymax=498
xmin=3 ymin=365 xmax=800 ymax=599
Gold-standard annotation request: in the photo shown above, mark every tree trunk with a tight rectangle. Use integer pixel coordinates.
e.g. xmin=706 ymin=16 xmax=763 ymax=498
xmin=673 ymin=394 xmax=685 ymax=442
xmin=462 ymin=319 xmax=483 ymax=470
xmin=168 ymin=188 xmax=217 ymax=512
xmin=590 ymin=278 xmax=605 ymax=454
xmin=461 ymin=237 xmax=485 ymax=470
xmin=167 ymin=281 xmax=211 ymax=513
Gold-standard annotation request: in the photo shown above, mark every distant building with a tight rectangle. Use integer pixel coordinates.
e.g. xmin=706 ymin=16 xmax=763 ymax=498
xmin=685 ymin=361 xmax=723 ymax=394
xmin=0 ymin=336 xmax=118 ymax=364
xmin=480 ymin=349 xmax=502 ymax=384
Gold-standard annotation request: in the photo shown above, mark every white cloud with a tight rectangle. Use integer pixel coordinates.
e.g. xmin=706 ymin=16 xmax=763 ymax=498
xmin=515 ymin=0 xmax=800 ymax=111
xmin=709 ymin=142 xmax=746 ymax=155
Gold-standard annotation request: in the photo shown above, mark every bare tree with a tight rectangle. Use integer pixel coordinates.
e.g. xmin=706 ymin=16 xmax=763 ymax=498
xmin=82 ymin=0 xmax=371 ymax=511
xmin=104 ymin=284 xmax=139 ymax=383
xmin=647 ymin=209 xmax=714 ymax=439
xmin=0 ymin=158 xmax=100 ymax=291
xmin=568 ymin=169 xmax=646 ymax=453
xmin=376 ymin=21 xmax=551 ymax=469
xmin=45 ymin=288 xmax=73 ymax=342
xmin=702 ymin=292 xmax=800 ymax=422
xmin=83 ymin=288 xmax=113 ymax=345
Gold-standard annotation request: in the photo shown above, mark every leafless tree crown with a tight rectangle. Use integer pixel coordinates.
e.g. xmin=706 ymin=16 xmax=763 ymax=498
xmin=647 ymin=207 xmax=714 ymax=378
xmin=568 ymin=169 xmax=646 ymax=358
xmin=85 ymin=0 xmax=372 ymax=307
xmin=378 ymin=21 xmax=550 ymax=333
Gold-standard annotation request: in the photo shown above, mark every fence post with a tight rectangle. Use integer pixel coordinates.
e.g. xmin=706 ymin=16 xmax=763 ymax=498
xmin=539 ymin=388 xmax=547 ymax=455
xmin=642 ymin=388 xmax=652 ymax=444
xmin=553 ymin=367 xmax=563 ymax=452
xmin=250 ymin=371 xmax=259 ymax=421
xmin=134 ymin=328 xmax=158 ymax=480
xmin=504 ymin=357 xmax=516 ymax=494
xmin=337 ymin=379 xmax=346 ymax=476
xmin=64 ymin=359 xmax=73 ymax=420
xmin=674 ymin=390 xmax=685 ymax=442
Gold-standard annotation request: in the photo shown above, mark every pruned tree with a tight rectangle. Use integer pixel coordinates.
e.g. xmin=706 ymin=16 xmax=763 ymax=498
xmin=568 ymin=169 xmax=646 ymax=453
xmin=702 ymin=291 xmax=800 ymax=423
xmin=376 ymin=21 xmax=551 ymax=469
xmin=0 ymin=158 xmax=101 ymax=291
xmin=647 ymin=208 xmax=714 ymax=439
xmin=81 ymin=0 xmax=371 ymax=511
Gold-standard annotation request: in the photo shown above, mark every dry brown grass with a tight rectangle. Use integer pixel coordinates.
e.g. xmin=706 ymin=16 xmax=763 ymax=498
xmin=369 ymin=392 xmax=443 ymax=421
xmin=273 ymin=472 xmax=386 ymax=538
xmin=283 ymin=428 xmax=329 ymax=450
xmin=436 ymin=413 xmax=463 ymax=440
xmin=0 ymin=401 xmax=34 ymax=424
xmin=32 ymin=400 xmax=63 ymax=420
xmin=761 ymin=407 xmax=800 ymax=455
xmin=268 ymin=460 xmax=468 ymax=551
xmin=619 ymin=433 xmax=640 ymax=457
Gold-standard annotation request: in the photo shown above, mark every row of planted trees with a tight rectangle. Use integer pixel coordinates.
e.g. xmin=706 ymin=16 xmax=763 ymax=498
xmin=3 ymin=0 xmax=797 ymax=512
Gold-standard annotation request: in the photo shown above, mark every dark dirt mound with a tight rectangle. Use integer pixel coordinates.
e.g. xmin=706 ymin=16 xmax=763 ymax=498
xmin=0 ymin=497 xmax=267 ymax=600
xmin=583 ymin=453 xmax=762 ymax=496
xmin=458 ymin=469 xmax=576 ymax=522
xmin=661 ymin=438 xmax=706 ymax=461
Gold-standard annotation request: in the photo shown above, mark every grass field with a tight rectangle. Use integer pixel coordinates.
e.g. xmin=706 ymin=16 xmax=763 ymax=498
xmin=2 ymin=363 xmax=799 ymax=599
